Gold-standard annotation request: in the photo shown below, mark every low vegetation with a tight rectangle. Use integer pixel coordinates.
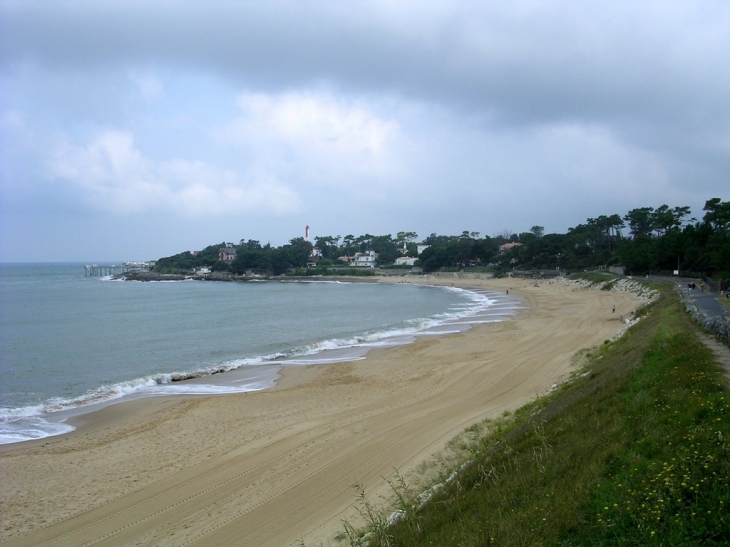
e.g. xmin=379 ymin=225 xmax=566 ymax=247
xmin=338 ymin=285 xmax=729 ymax=546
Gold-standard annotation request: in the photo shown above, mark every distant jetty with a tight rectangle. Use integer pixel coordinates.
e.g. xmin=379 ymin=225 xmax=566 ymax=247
xmin=84 ymin=262 xmax=153 ymax=277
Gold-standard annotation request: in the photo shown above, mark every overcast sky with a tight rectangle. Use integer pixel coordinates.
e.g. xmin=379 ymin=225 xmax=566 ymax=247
xmin=1 ymin=1 xmax=728 ymax=262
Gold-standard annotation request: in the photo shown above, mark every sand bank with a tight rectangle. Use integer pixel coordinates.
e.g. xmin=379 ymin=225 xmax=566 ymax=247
xmin=0 ymin=277 xmax=643 ymax=546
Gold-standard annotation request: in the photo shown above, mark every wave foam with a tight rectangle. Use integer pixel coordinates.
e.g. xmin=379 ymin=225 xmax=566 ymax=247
xmin=1 ymin=284 xmax=517 ymax=444
xmin=0 ymin=417 xmax=75 ymax=445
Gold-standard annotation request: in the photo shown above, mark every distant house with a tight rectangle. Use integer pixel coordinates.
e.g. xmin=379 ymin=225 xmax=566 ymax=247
xmin=395 ymin=257 xmax=417 ymax=266
xmin=352 ymin=250 xmax=378 ymax=267
xmin=416 ymin=244 xmax=430 ymax=255
xmin=499 ymin=242 xmax=523 ymax=254
xmin=218 ymin=247 xmax=237 ymax=263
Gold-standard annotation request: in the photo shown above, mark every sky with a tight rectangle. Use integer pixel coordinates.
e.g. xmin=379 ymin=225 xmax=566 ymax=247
xmin=1 ymin=1 xmax=728 ymax=262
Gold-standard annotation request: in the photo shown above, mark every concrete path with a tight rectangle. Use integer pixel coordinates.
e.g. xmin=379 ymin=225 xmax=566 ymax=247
xmin=680 ymin=286 xmax=729 ymax=321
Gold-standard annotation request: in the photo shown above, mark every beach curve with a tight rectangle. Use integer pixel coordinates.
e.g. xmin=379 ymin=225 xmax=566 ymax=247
xmin=0 ymin=277 xmax=643 ymax=546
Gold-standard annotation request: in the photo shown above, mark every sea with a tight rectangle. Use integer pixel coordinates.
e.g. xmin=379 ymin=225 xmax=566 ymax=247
xmin=0 ymin=263 xmax=521 ymax=444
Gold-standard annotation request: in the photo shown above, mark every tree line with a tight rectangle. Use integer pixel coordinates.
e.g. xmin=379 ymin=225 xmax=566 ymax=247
xmin=153 ymin=231 xmax=421 ymax=275
xmin=153 ymin=198 xmax=729 ymax=282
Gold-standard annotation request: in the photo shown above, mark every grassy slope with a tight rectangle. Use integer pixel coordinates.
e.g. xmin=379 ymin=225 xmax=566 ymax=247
xmin=351 ymin=287 xmax=730 ymax=546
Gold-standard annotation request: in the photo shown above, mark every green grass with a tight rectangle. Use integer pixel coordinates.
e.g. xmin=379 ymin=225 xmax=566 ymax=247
xmin=342 ymin=289 xmax=730 ymax=546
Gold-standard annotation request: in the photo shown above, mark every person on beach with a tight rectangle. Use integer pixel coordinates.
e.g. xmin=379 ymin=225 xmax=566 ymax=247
xmin=612 ymin=305 xmax=615 ymax=313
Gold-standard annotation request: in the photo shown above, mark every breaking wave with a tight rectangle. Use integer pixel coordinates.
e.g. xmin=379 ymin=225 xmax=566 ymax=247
xmin=1 ymin=285 xmax=516 ymax=444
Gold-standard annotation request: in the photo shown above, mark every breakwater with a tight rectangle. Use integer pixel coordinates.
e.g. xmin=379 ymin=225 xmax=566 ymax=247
xmin=84 ymin=262 xmax=151 ymax=277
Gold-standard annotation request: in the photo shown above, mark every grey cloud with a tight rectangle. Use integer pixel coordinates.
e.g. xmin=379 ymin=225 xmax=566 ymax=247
xmin=1 ymin=0 xmax=728 ymax=262
xmin=5 ymin=1 xmax=728 ymax=141
xmin=3 ymin=3 xmax=722 ymax=94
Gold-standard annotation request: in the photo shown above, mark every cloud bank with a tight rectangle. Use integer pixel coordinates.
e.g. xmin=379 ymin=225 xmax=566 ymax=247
xmin=1 ymin=1 xmax=728 ymax=261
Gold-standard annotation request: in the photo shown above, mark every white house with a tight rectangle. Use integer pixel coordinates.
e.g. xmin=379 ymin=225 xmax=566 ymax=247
xmin=416 ymin=244 xmax=430 ymax=255
xmin=195 ymin=267 xmax=211 ymax=277
xmin=395 ymin=257 xmax=417 ymax=266
xmin=352 ymin=250 xmax=378 ymax=267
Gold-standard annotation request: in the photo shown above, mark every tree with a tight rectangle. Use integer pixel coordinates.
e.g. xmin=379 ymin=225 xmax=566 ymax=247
xmin=231 ymin=248 xmax=272 ymax=274
xmin=624 ymin=207 xmax=655 ymax=238
xmin=700 ymin=198 xmax=730 ymax=278
xmin=283 ymin=237 xmax=313 ymax=268
xmin=494 ymin=230 xmax=515 ymax=241
xmin=651 ymin=205 xmax=690 ymax=236
xmin=703 ymin=198 xmax=730 ymax=230
xmin=355 ymin=234 xmax=374 ymax=253
xmin=455 ymin=233 xmax=476 ymax=266
xmin=370 ymin=234 xmax=395 ymax=253
xmin=419 ymin=245 xmax=452 ymax=272
xmin=376 ymin=249 xmax=399 ymax=266
xmin=618 ymin=235 xmax=654 ymax=273
xmin=270 ymin=247 xmax=291 ymax=275
xmin=395 ymin=231 xmax=418 ymax=250
xmin=518 ymin=232 xmax=558 ymax=269
xmin=314 ymin=235 xmax=340 ymax=259
xmin=530 ymin=226 xmax=544 ymax=238
xmin=240 ymin=239 xmax=262 ymax=250
xmin=340 ymin=234 xmax=357 ymax=257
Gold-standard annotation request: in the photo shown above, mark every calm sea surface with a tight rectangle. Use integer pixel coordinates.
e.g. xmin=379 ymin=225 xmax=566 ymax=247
xmin=0 ymin=263 xmax=517 ymax=443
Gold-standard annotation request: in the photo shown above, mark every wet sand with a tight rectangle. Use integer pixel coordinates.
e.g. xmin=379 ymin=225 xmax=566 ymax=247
xmin=0 ymin=277 xmax=642 ymax=546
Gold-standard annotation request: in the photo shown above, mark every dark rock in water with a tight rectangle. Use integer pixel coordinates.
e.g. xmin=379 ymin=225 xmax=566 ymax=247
xmin=113 ymin=271 xmax=187 ymax=282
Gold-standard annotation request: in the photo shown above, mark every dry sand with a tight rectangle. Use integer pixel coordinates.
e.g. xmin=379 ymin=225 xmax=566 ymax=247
xmin=0 ymin=277 xmax=642 ymax=546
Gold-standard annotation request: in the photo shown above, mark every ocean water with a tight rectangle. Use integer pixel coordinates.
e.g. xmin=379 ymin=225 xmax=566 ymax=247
xmin=0 ymin=263 xmax=520 ymax=444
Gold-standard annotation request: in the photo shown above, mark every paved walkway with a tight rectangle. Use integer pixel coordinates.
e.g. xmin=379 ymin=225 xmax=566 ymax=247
xmin=677 ymin=282 xmax=730 ymax=374
xmin=642 ymin=275 xmax=729 ymax=351
xmin=632 ymin=274 xmax=729 ymax=322
xmin=680 ymin=286 xmax=729 ymax=321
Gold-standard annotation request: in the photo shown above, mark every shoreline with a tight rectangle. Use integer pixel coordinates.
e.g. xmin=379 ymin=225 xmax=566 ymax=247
xmin=1 ymin=275 xmax=513 ymax=445
xmin=0 ymin=277 xmax=644 ymax=546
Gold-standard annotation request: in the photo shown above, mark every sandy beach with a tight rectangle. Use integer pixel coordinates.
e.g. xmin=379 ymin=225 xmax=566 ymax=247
xmin=0 ymin=277 xmax=643 ymax=547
